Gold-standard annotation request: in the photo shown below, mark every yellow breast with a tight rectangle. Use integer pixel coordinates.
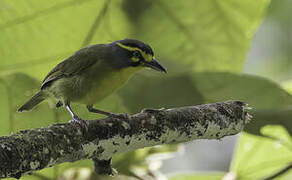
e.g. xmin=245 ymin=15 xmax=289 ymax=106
xmin=80 ymin=67 xmax=142 ymax=105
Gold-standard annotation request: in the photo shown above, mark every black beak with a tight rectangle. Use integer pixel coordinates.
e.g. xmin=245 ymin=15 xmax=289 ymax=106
xmin=143 ymin=59 xmax=167 ymax=73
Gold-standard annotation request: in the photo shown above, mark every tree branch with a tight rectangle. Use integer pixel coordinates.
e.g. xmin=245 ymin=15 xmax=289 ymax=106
xmin=0 ymin=101 xmax=251 ymax=179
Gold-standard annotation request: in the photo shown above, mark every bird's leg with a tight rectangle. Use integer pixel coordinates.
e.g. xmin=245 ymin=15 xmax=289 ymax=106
xmin=87 ymin=105 xmax=117 ymax=116
xmin=87 ymin=105 xmax=130 ymax=119
xmin=65 ymin=102 xmax=89 ymax=130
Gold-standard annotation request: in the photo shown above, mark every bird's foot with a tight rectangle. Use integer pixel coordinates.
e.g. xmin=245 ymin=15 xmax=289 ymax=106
xmin=108 ymin=113 xmax=130 ymax=120
xmin=69 ymin=116 xmax=89 ymax=132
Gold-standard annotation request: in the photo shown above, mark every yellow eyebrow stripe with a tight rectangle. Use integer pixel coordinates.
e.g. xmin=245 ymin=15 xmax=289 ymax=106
xmin=117 ymin=42 xmax=152 ymax=62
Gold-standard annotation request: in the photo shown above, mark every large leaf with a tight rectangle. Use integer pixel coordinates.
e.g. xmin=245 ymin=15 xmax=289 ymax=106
xmin=0 ymin=0 xmax=270 ymax=80
xmin=0 ymin=73 xmax=56 ymax=135
xmin=191 ymin=72 xmax=292 ymax=109
xmin=190 ymin=72 xmax=292 ymax=136
xmin=118 ymin=72 xmax=204 ymax=113
xmin=0 ymin=0 xmax=130 ymax=79
xmin=123 ymin=0 xmax=270 ymax=72
xmin=230 ymin=128 xmax=292 ymax=180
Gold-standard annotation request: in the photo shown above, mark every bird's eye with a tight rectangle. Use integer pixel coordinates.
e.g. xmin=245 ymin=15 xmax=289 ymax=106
xmin=133 ymin=51 xmax=141 ymax=58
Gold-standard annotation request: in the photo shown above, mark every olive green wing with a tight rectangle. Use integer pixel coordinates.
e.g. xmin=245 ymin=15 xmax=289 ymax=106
xmin=41 ymin=45 xmax=103 ymax=89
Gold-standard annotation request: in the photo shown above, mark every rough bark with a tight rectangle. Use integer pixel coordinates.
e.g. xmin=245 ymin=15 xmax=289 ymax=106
xmin=0 ymin=101 xmax=251 ymax=179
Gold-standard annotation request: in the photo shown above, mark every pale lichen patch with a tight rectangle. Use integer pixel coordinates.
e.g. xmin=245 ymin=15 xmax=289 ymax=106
xmin=82 ymin=142 xmax=99 ymax=157
xmin=149 ymin=115 xmax=157 ymax=124
xmin=30 ymin=161 xmax=40 ymax=170
xmin=76 ymin=129 xmax=82 ymax=135
xmin=1 ymin=144 xmax=11 ymax=150
xmin=22 ymin=160 xmax=27 ymax=167
xmin=97 ymin=135 xmax=135 ymax=159
xmin=43 ymin=148 xmax=49 ymax=154
xmin=121 ymin=121 xmax=130 ymax=130
xmin=201 ymin=121 xmax=222 ymax=138
xmin=48 ymin=158 xmax=57 ymax=167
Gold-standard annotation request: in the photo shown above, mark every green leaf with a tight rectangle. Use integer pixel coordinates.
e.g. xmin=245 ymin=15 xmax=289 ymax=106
xmin=168 ymin=172 xmax=225 ymax=180
xmin=0 ymin=0 xmax=131 ymax=79
xmin=0 ymin=0 xmax=270 ymax=80
xmin=190 ymin=72 xmax=292 ymax=136
xmin=191 ymin=72 xmax=292 ymax=109
xmin=0 ymin=73 xmax=56 ymax=135
xmin=118 ymin=73 xmax=204 ymax=113
xmin=230 ymin=128 xmax=292 ymax=180
xmin=281 ymin=79 xmax=292 ymax=95
xmin=247 ymin=108 xmax=292 ymax=137
xmin=124 ymin=0 xmax=270 ymax=72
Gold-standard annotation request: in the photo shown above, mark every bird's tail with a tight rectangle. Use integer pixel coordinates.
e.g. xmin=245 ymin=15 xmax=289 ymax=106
xmin=18 ymin=91 xmax=46 ymax=112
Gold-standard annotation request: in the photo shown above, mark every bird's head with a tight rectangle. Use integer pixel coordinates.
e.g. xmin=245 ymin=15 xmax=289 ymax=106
xmin=111 ymin=39 xmax=167 ymax=73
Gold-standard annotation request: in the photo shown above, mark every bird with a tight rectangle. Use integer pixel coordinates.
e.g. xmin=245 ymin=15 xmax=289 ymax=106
xmin=18 ymin=39 xmax=166 ymax=127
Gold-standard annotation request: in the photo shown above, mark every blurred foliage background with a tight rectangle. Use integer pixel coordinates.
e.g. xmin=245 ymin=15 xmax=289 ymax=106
xmin=1 ymin=0 xmax=292 ymax=179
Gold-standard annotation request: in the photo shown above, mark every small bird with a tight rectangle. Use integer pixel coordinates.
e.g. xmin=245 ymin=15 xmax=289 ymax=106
xmin=18 ymin=39 xmax=166 ymax=126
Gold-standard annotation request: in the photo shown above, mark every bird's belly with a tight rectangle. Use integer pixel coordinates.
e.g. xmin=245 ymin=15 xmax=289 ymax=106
xmin=78 ymin=69 xmax=137 ymax=105
xmin=47 ymin=67 xmax=139 ymax=105
xmin=80 ymin=77 xmax=122 ymax=104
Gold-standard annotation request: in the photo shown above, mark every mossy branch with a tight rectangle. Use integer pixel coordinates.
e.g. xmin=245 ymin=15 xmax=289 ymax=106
xmin=0 ymin=101 xmax=251 ymax=179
